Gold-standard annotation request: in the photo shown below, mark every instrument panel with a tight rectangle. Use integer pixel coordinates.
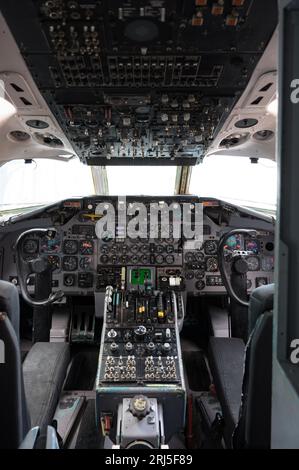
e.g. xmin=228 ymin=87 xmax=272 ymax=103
xmin=12 ymin=196 xmax=275 ymax=297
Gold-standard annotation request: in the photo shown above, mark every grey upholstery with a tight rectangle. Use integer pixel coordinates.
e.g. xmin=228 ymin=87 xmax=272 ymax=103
xmin=208 ymin=337 xmax=245 ymax=445
xmin=0 ymin=280 xmax=70 ymax=448
xmin=248 ymin=283 xmax=274 ymax=335
xmin=0 ymin=279 xmax=20 ymax=339
xmin=207 ymin=284 xmax=274 ymax=448
xmin=0 ymin=281 xmax=31 ymax=449
xmin=23 ymin=342 xmax=70 ymax=428
xmin=233 ymin=311 xmax=273 ymax=448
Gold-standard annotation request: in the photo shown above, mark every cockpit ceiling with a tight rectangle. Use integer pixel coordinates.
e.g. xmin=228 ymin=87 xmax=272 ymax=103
xmin=0 ymin=0 xmax=278 ymax=166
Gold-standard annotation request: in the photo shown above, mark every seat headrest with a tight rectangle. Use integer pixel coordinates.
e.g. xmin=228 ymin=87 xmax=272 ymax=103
xmin=248 ymin=283 xmax=274 ymax=335
xmin=0 ymin=280 xmax=20 ymax=339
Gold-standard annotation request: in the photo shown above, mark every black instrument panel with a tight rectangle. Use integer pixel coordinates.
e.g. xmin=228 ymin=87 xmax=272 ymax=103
xmin=0 ymin=0 xmax=278 ymax=165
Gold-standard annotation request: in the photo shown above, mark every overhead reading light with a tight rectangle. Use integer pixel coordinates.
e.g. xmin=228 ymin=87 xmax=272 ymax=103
xmin=0 ymin=97 xmax=16 ymax=124
xmin=267 ymin=97 xmax=278 ymax=116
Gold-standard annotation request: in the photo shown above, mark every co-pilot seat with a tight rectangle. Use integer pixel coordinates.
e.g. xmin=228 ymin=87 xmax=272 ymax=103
xmin=206 ymin=283 xmax=274 ymax=449
xmin=0 ymin=280 xmax=70 ymax=449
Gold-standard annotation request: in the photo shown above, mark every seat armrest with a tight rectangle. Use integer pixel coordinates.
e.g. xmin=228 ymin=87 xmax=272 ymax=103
xmin=208 ymin=337 xmax=245 ymax=447
xmin=19 ymin=426 xmax=59 ymax=449
xmin=23 ymin=342 xmax=70 ymax=428
xmin=19 ymin=427 xmax=40 ymax=449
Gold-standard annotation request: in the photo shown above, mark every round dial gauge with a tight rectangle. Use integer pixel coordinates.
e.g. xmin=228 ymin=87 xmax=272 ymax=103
xmin=245 ymin=240 xmax=259 ymax=255
xmin=185 ymin=271 xmax=194 ymax=280
xmin=225 ymin=235 xmax=242 ymax=251
xmin=206 ymin=256 xmax=218 ymax=272
xmin=165 ymin=245 xmax=174 ymax=253
xmin=62 ymin=256 xmax=78 ymax=271
xmin=41 ymin=235 xmax=61 ymax=253
xmin=195 ymin=270 xmax=205 ymax=279
xmin=79 ymin=256 xmax=92 ymax=270
xmin=195 ymin=251 xmax=204 ymax=261
xmin=63 ymin=240 xmax=78 ymax=255
xmin=184 ymin=252 xmax=195 ymax=263
xmin=155 ymin=254 xmax=164 ymax=264
xmin=195 ymin=280 xmax=205 ymax=291
xmin=101 ymin=244 xmax=109 ymax=255
xmin=141 ymin=255 xmax=150 ymax=264
xmin=204 ymin=240 xmax=218 ymax=255
xmin=156 ymin=244 xmax=164 ymax=254
xmin=79 ymin=240 xmax=93 ymax=255
xmin=100 ymin=255 xmax=109 ymax=264
xmin=261 ymin=256 xmax=274 ymax=272
xmin=109 ymin=244 xmax=118 ymax=254
xmin=165 ymin=255 xmax=174 ymax=265
xmin=64 ymin=274 xmax=75 ymax=287
xmin=245 ymin=239 xmax=259 ymax=254
xmin=23 ymin=238 xmax=39 ymax=255
xmin=247 ymin=256 xmax=260 ymax=271
xmin=131 ymin=255 xmax=139 ymax=264
xmin=47 ymin=255 xmax=60 ymax=271
xmin=130 ymin=244 xmax=139 ymax=254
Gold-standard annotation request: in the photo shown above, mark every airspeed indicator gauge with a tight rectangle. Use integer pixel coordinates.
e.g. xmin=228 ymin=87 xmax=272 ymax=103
xmin=204 ymin=240 xmax=218 ymax=255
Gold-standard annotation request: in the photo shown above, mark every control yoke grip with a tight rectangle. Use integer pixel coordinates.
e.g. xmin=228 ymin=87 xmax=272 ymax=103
xmin=218 ymin=229 xmax=257 ymax=307
xmin=15 ymin=228 xmax=65 ymax=307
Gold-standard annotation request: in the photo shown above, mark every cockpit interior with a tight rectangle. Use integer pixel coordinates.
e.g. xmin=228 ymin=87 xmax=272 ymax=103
xmin=1 ymin=0 xmax=296 ymax=452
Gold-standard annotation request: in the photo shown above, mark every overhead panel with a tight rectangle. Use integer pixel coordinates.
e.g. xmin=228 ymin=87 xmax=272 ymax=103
xmin=0 ymin=0 xmax=278 ymax=165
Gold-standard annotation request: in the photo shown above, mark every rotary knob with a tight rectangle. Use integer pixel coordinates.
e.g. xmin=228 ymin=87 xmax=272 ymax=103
xmin=110 ymin=342 xmax=119 ymax=353
xmin=162 ymin=342 xmax=171 ymax=353
xmin=129 ymin=395 xmax=150 ymax=420
xmin=125 ymin=342 xmax=133 ymax=352
xmin=107 ymin=329 xmax=117 ymax=339
xmin=134 ymin=325 xmax=147 ymax=339
xmin=147 ymin=342 xmax=156 ymax=352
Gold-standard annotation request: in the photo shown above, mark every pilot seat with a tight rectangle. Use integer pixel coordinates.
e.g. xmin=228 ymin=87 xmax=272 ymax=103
xmin=199 ymin=284 xmax=274 ymax=449
xmin=0 ymin=280 xmax=70 ymax=449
